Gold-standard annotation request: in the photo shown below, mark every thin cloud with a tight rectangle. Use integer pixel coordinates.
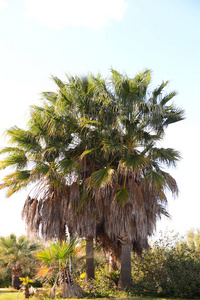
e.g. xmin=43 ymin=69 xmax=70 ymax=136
xmin=22 ymin=0 xmax=128 ymax=30
xmin=0 ymin=0 xmax=8 ymax=12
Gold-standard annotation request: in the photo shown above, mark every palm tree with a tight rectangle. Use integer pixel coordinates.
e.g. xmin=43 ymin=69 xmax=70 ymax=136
xmin=36 ymin=71 xmax=183 ymax=288
xmin=0 ymin=69 xmax=184 ymax=288
xmin=36 ymin=239 xmax=84 ymax=298
xmin=0 ymin=234 xmax=39 ymax=289
xmin=89 ymin=70 xmax=184 ymax=288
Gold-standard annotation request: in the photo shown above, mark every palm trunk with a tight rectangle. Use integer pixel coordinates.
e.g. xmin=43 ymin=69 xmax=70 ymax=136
xmin=59 ymin=267 xmax=70 ymax=299
xmin=11 ymin=265 xmax=22 ymax=289
xmin=107 ymin=251 xmax=119 ymax=272
xmin=24 ymin=285 xmax=30 ymax=298
xmin=60 ymin=268 xmax=85 ymax=298
xmin=62 ymin=281 xmax=68 ymax=299
xmin=86 ymin=237 xmax=94 ymax=281
xmin=119 ymin=242 xmax=132 ymax=289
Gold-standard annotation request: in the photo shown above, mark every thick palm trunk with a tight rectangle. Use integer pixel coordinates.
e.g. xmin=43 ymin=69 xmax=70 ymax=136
xmin=119 ymin=242 xmax=132 ymax=289
xmin=86 ymin=238 xmax=94 ymax=281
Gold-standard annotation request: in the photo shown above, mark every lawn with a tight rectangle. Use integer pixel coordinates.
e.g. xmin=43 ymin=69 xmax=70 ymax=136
xmin=0 ymin=295 xmax=194 ymax=300
xmin=0 ymin=293 xmax=23 ymax=299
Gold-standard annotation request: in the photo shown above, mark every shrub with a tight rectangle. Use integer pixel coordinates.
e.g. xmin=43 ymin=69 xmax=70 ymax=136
xmin=132 ymin=231 xmax=200 ymax=298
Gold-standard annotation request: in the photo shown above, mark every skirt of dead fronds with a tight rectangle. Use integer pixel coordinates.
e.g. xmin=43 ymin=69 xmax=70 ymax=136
xmin=61 ymin=281 xmax=85 ymax=298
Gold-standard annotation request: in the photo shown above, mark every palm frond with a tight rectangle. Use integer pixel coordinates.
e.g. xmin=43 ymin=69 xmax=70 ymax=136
xmin=91 ymin=167 xmax=115 ymax=188
xmin=5 ymin=127 xmax=40 ymax=151
xmin=152 ymin=81 xmax=169 ymax=99
xmin=160 ymin=91 xmax=177 ymax=106
xmin=157 ymin=203 xmax=171 ymax=218
xmin=123 ymin=153 xmax=147 ymax=169
xmin=36 ymin=248 xmax=52 ymax=265
xmin=116 ymin=187 xmax=129 ymax=206
xmin=58 ymin=158 xmax=80 ymax=173
xmin=149 ymin=147 xmax=181 ymax=167
xmin=0 ymin=171 xmax=31 ymax=197
xmin=79 ymin=148 xmax=96 ymax=160
xmin=0 ymin=153 xmax=27 ymax=170
xmin=145 ymin=169 xmax=166 ymax=190
xmin=102 ymin=138 xmax=124 ymax=151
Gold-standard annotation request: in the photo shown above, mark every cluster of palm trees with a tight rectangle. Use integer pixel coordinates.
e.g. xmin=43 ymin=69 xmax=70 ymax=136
xmin=0 ymin=233 xmax=84 ymax=298
xmin=0 ymin=69 xmax=184 ymax=288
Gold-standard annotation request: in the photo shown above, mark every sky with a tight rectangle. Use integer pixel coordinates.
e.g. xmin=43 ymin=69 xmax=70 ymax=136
xmin=0 ymin=0 xmax=200 ymax=238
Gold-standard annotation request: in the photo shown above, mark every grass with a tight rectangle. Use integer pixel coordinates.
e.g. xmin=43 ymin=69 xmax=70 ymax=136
xmin=0 ymin=293 xmax=23 ymax=299
xmin=0 ymin=294 xmax=196 ymax=300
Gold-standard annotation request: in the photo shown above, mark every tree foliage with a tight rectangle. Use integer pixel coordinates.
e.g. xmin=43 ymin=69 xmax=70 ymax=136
xmin=0 ymin=69 xmax=184 ymax=246
xmin=0 ymin=234 xmax=40 ymax=289
xmin=132 ymin=231 xmax=200 ymax=298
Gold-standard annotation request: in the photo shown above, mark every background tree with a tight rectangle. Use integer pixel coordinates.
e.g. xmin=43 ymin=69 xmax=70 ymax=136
xmin=0 ymin=234 xmax=40 ymax=289
xmin=186 ymin=228 xmax=200 ymax=251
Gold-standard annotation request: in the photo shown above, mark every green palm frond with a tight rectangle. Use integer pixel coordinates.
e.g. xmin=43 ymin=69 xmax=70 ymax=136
xmin=102 ymin=138 xmax=124 ymax=151
xmin=1 ymin=170 xmax=30 ymax=183
xmin=36 ymin=239 xmax=79 ymax=268
xmin=6 ymin=127 xmax=39 ymax=151
xmin=42 ymin=92 xmax=58 ymax=105
xmin=123 ymin=153 xmax=148 ymax=169
xmin=79 ymin=148 xmax=96 ymax=160
xmin=152 ymin=81 xmax=169 ymax=100
xmin=116 ymin=187 xmax=129 ymax=206
xmin=79 ymin=117 xmax=101 ymax=127
xmin=50 ymin=240 xmax=75 ymax=262
xmin=0 ymin=152 xmax=27 ymax=170
xmin=0 ymin=147 xmax=22 ymax=155
xmin=15 ymin=170 xmax=31 ymax=181
xmin=91 ymin=166 xmax=116 ymax=188
xmin=163 ymin=106 xmax=185 ymax=126
xmin=157 ymin=203 xmax=171 ymax=218
xmin=51 ymin=76 xmax=65 ymax=90
xmin=160 ymin=91 xmax=177 ymax=106
xmin=58 ymin=158 xmax=80 ymax=173
xmin=0 ymin=171 xmax=31 ymax=196
xmin=149 ymin=147 xmax=181 ymax=167
xmin=145 ymin=169 xmax=166 ymax=190
xmin=36 ymin=248 xmax=52 ymax=266
xmin=32 ymin=164 xmax=51 ymax=176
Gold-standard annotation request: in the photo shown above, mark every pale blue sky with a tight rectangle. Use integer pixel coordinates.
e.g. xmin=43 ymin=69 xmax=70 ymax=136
xmin=0 ymin=0 xmax=199 ymax=237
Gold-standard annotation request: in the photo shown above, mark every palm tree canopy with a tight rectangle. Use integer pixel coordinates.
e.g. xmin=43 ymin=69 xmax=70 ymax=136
xmin=0 ymin=69 xmax=185 ymax=247
xmin=0 ymin=234 xmax=40 ymax=269
xmin=36 ymin=238 xmax=80 ymax=269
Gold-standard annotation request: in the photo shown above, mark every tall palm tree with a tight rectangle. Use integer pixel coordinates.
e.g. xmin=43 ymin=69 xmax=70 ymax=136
xmin=89 ymin=70 xmax=183 ymax=287
xmin=0 ymin=69 xmax=184 ymax=288
xmin=0 ymin=234 xmax=39 ymax=289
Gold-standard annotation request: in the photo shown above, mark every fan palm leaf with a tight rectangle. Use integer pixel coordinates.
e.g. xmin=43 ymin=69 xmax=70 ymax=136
xmin=91 ymin=166 xmax=116 ymax=188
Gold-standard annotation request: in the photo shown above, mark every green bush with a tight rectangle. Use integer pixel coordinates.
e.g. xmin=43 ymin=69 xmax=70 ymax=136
xmin=0 ymin=267 xmax=11 ymax=287
xmin=132 ymin=231 xmax=200 ymax=298
xmin=79 ymin=265 xmax=121 ymax=297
